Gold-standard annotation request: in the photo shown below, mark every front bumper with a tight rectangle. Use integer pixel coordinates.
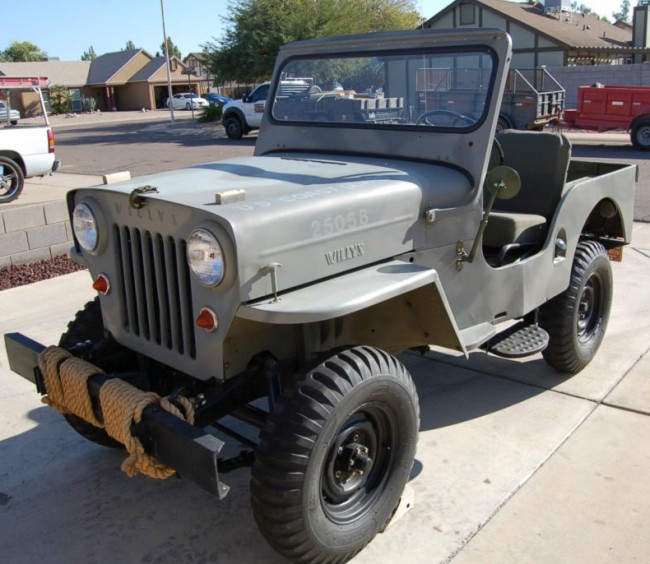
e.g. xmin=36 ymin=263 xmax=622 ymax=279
xmin=4 ymin=332 xmax=229 ymax=498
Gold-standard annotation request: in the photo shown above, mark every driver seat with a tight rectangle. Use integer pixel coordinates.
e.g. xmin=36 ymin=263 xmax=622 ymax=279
xmin=483 ymin=130 xmax=572 ymax=254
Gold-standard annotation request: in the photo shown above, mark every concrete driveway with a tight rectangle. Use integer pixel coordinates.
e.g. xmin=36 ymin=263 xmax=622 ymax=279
xmin=1 ymin=222 xmax=649 ymax=563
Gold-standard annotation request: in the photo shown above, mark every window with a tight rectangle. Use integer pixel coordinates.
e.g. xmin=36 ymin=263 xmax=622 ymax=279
xmin=460 ymin=4 xmax=475 ymax=25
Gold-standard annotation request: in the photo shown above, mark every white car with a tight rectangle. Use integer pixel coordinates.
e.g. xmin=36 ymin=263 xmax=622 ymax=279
xmin=167 ymin=93 xmax=209 ymax=111
xmin=0 ymin=101 xmax=20 ymax=125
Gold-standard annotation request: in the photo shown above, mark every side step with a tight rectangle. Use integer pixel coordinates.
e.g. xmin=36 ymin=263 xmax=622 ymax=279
xmin=485 ymin=321 xmax=549 ymax=358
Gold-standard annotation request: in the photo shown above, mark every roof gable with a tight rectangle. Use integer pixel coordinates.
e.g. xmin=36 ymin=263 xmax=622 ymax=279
xmin=87 ymin=49 xmax=153 ymax=85
xmin=426 ymin=0 xmax=632 ymax=49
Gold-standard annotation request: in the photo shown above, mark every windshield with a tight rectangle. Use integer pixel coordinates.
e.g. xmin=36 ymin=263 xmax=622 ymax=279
xmin=271 ymin=48 xmax=495 ymax=130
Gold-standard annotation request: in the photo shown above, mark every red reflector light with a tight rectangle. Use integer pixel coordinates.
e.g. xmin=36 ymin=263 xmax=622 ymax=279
xmin=92 ymin=274 xmax=110 ymax=295
xmin=196 ymin=307 xmax=218 ymax=332
xmin=47 ymin=129 xmax=55 ymax=154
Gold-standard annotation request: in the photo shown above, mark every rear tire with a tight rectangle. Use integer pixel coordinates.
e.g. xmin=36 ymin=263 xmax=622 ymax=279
xmin=59 ymin=298 xmax=122 ymax=448
xmin=251 ymin=346 xmax=419 ymax=563
xmin=539 ymin=241 xmax=612 ymax=373
xmin=0 ymin=156 xmax=25 ymax=203
xmin=496 ymin=115 xmax=511 ymax=133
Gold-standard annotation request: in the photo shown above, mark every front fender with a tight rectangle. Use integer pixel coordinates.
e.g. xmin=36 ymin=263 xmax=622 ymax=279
xmin=237 ymin=259 xmax=466 ymax=355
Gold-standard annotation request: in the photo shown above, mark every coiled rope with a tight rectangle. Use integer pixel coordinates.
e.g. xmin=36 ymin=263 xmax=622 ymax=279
xmin=38 ymin=346 xmax=195 ymax=480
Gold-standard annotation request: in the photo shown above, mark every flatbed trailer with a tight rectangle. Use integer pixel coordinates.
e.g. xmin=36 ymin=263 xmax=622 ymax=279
xmin=563 ymin=84 xmax=650 ymax=149
xmin=416 ymin=67 xmax=565 ymax=131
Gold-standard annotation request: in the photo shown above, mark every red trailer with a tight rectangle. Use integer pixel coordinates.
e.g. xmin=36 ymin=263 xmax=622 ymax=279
xmin=563 ymin=84 xmax=650 ymax=149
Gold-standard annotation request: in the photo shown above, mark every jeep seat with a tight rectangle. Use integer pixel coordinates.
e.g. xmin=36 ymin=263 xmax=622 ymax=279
xmin=483 ymin=130 xmax=572 ymax=251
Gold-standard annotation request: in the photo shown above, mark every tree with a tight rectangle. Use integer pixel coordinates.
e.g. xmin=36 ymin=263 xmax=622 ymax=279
xmin=612 ymin=0 xmax=631 ymax=22
xmin=81 ymin=46 xmax=97 ymax=61
xmin=122 ymin=40 xmax=137 ymax=51
xmin=203 ymin=0 xmax=422 ymax=83
xmin=2 ymin=40 xmax=47 ymax=62
xmin=161 ymin=37 xmax=182 ymax=59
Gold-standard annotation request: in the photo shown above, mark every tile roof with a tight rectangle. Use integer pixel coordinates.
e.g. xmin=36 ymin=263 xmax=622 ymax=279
xmin=427 ymin=0 xmax=632 ymax=49
xmin=0 ymin=61 xmax=91 ymax=86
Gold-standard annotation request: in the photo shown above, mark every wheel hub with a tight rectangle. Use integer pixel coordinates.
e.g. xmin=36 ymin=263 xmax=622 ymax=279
xmin=323 ymin=420 xmax=378 ymax=504
xmin=577 ymin=276 xmax=600 ymax=342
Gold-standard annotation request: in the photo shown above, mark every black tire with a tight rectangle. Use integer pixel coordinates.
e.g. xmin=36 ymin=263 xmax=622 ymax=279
xmin=496 ymin=115 xmax=511 ymax=133
xmin=539 ymin=241 xmax=613 ymax=373
xmin=58 ymin=298 xmax=122 ymax=448
xmin=224 ymin=115 xmax=244 ymax=140
xmin=631 ymin=119 xmax=650 ymax=150
xmin=251 ymin=346 xmax=419 ymax=563
xmin=0 ymin=156 xmax=25 ymax=203
xmin=185 ymin=102 xmax=191 ymax=110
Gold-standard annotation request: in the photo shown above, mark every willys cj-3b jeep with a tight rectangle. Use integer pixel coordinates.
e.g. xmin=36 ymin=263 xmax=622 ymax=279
xmin=5 ymin=28 xmax=636 ymax=563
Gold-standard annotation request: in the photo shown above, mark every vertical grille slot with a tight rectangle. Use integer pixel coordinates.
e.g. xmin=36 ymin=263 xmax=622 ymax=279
xmin=114 ymin=225 xmax=195 ymax=359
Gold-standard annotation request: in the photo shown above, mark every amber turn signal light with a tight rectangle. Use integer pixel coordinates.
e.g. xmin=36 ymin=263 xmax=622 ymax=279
xmin=92 ymin=274 xmax=110 ymax=295
xmin=196 ymin=307 xmax=218 ymax=332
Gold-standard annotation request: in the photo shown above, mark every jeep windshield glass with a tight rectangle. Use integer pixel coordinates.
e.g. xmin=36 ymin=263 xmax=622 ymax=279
xmin=271 ymin=48 xmax=495 ymax=130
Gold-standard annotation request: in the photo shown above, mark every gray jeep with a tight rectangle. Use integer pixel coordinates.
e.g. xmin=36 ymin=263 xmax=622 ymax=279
xmin=5 ymin=28 xmax=636 ymax=563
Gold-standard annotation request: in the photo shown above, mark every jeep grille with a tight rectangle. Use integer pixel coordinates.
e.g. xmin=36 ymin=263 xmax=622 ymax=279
xmin=114 ymin=225 xmax=196 ymax=359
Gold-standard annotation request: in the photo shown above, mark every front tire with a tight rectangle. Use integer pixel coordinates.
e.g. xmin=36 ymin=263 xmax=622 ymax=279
xmin=0 ymin=156 xmax=25 ymax=203
xmin=59 ymin=298 xmax=122 ymax=448
xmin=539 ymin=241 xmax=613 ymax=373
xmin=224 ymin=115 xmax=244 ymax=139
xmin=631 ymin=119 xmax=650 ymax=150
xmin=251 ymin=346 xmax=419 ymax=563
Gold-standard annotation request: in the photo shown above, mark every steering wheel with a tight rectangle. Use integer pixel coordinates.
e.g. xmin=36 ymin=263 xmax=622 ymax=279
xmin=415 ymin=109 xmax=476 ymax=126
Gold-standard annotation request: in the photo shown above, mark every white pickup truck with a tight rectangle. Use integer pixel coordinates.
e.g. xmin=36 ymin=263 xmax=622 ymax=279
xmin=0 ymin=77 xmax=61 ymax=203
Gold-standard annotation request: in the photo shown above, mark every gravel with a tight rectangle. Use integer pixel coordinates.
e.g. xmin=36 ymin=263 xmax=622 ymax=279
xmin=0 ymin=255 xmax=87 ymax=291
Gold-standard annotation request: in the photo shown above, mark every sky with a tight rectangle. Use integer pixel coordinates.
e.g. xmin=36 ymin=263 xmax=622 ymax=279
xmin=2 ymin=0 xmax=624 ymax=62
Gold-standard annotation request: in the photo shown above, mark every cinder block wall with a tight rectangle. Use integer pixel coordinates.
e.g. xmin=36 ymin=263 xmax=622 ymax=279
xmin=547 ymin=62 xmax=650 ymax=109
xmin=0 ymin=201 xmax=73 ymax=268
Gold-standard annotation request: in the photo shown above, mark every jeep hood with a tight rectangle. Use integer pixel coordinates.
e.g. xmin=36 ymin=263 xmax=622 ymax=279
xmin=71 ymin=154 xmax=473 ymax=301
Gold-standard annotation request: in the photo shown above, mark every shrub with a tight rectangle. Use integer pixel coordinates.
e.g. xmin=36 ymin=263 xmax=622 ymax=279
xmin=82 ymin=96 xmax=97 ymax=112
xmin=50 ymin=85 xmax=71 ymax=114
xmin=199 ymin=103 xmax=223 ymax=122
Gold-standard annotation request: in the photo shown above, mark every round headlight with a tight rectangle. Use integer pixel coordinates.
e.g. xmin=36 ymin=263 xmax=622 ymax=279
xmin=187 ymin=229 xmax=225 ymax=287
xmin=73 ymin=203 xmax=98 ymax=252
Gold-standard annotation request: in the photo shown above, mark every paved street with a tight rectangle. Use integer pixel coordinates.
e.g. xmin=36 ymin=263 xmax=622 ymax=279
xmin=52 ymin=112 xmax=255 ymax=178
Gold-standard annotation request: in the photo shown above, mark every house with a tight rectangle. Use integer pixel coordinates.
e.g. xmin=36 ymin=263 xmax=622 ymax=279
xmin=0 ymin=60 xmax=91 ymax=115
xmin=87 ymin=49 xmax=196 ymax=110
xmin=183 ymin=52 xmax=212 ymax=92
xmin=0 ymin=49 xmax=201 ymax=116
xmin=424 ymin=0 xmax=650 ymax=67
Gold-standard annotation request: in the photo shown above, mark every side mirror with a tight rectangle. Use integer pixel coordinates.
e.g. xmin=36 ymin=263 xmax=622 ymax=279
xmin=457 ymin=165 xmax=521 ymax=269
xmin=485 ymin=166 xmax=521 ymax=201
xmin=242 ymin=94 xmax=250 ymax=103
